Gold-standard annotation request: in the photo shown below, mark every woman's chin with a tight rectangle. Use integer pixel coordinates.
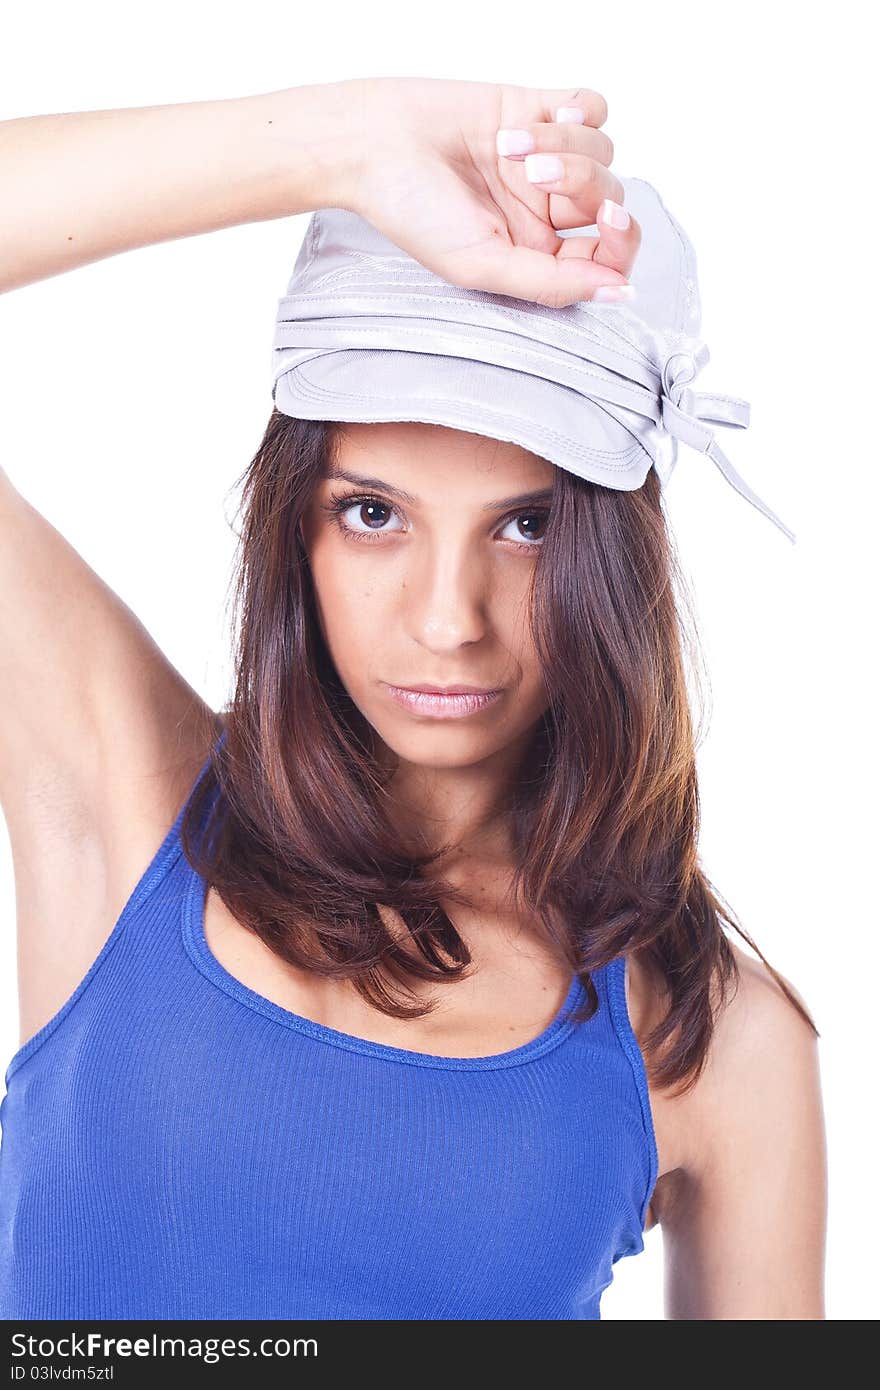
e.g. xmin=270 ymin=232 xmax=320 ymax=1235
xmin=371 ymin=720 xmax=512 ymax=770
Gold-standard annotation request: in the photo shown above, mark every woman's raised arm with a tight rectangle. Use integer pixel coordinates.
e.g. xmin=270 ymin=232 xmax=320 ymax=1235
xmin=0 ymin=76 xmax=639 ymax=305
xmin=0 ymin=81 xmax=360 ymax=293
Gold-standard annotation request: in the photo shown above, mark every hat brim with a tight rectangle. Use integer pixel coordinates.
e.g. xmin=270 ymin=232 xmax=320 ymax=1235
xmin=273 ymin=348 xmax=668 ymax=492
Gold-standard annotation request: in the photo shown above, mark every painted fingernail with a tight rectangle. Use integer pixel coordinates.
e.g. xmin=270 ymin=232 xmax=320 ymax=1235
xmin=525 ymin=153 xmax=565 ymax=184
xmin=496 ymin=128 xmax=534 ymax=156
xmin=555 ymin=106 xmax=585 ymax=123
xmin=600 ymin=198 xmax=630 ymax=231
xmin=592 ymin=284 xmax=637 ymax=302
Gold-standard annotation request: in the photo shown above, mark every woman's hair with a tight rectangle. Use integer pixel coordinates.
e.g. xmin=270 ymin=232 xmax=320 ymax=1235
xmin=181 ymin=406 xmax=818 ymax=1097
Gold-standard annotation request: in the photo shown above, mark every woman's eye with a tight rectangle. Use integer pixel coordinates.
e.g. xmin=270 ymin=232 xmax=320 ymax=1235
xmin=498 ymin=511 xmax=548 ymax=547
xmin=330 ymin=496 xmax=406 ymax=541
xmin=323 ymin=494 xmax=549 ymax=549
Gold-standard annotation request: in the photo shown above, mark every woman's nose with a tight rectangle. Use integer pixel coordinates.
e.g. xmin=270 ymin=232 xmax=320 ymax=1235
xmin=404 ymin=544 xmax=489 ymax=651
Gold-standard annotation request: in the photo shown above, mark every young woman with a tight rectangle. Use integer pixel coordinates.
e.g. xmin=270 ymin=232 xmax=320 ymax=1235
xmin=0 ymin=76 xmax=826 ymax=1320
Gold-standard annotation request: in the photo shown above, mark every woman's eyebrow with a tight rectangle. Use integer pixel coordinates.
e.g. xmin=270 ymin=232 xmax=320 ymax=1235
xmin=326 ymin=468 xmax=553 ymax=513
xmin=326 ymin=468 xmax=418 ymax=504
xmin=481 ymin=487 xmax=554 ymax=513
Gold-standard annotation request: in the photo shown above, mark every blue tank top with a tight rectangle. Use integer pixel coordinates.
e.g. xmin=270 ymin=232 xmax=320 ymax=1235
xmin=0 ymin=739 xmax=659 ymax=1320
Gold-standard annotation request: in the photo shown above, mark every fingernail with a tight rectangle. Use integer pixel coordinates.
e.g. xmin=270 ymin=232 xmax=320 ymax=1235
xmin=555 ymin=106 xmax=585 ymax=123
xmin=600 ymin=198 xmax=630 ymax=231
xmin=592 ymin=284 xmax=637 ymax=303
xmin=525 ymin=153 xmax=565 ymax=184
xmin=496 ymin=128 xmax=534 ymax=156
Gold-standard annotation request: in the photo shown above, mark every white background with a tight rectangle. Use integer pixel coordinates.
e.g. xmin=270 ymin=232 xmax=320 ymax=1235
xmin=0 ymin=0 xmax=875 ymax=1321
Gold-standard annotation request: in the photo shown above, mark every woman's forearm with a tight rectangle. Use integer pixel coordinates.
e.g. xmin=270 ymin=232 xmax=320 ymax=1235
xmin=0 ymin=80 xmax=364 ymax=294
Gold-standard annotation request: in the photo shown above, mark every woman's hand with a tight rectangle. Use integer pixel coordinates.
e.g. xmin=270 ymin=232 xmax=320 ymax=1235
xmin=0 ymin=79 xmax=637 ymax=303
xmin=338 ymin=76 xmax=641 ymax=309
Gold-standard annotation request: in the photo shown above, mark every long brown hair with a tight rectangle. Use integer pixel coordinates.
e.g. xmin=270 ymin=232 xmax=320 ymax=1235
xmin=181 ymin=406 xmax=817 ymax=1096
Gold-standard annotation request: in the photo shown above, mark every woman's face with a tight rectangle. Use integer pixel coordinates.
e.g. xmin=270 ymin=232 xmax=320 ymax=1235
xmin=299 ymin=420 xmax=556 ymax=771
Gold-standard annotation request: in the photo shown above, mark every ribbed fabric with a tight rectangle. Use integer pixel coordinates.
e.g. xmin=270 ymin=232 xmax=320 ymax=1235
xmin=0 ymin=740 xmax=658 ymax=1320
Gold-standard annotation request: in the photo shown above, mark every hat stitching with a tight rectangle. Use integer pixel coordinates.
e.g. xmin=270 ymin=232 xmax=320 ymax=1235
xmin=276 ymin=290 xmax=658 ymax=374
xmin=273 ymin=322 xmax=657 ymax=417
xmin=280 ymin=365 xmax=651 ymax=472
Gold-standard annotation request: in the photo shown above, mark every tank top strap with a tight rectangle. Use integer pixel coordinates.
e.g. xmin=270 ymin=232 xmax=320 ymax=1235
xmin=601 ymin=952 xmax=659 ymax=1230
xmin=178 ymin=724 xmax=226 ymax=827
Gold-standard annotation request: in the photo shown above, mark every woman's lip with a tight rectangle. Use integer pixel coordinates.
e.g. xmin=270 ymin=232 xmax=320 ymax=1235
xmin=383 ymin=683 xmax=503 ymax=719
xmin=395 ymin=684 xmax=499 ymax=695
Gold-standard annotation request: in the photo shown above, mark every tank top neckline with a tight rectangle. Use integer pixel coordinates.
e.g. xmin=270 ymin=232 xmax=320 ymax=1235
xmin=181 ymin=864 xmax=592 ymax=1072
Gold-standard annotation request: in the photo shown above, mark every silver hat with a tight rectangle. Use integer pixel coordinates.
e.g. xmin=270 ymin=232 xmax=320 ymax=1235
xmin=270 ymin=175 xmax=795 ymax=545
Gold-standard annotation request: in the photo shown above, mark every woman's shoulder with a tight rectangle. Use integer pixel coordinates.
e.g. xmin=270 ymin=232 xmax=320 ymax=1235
xmin=629 ymin=937 xmax=818 ymax=1086
xmin=627 ymin=940 xmax=822 ymax=1228
xmin=704 ymin=941 xmax=819 ymax=1077
xmin=698 ymin=942 xmax=821 ymax=1123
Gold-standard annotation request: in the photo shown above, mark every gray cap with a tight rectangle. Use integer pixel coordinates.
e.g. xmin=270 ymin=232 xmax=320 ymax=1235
xmin=270 ymin=175 xmax=795 ymax=544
